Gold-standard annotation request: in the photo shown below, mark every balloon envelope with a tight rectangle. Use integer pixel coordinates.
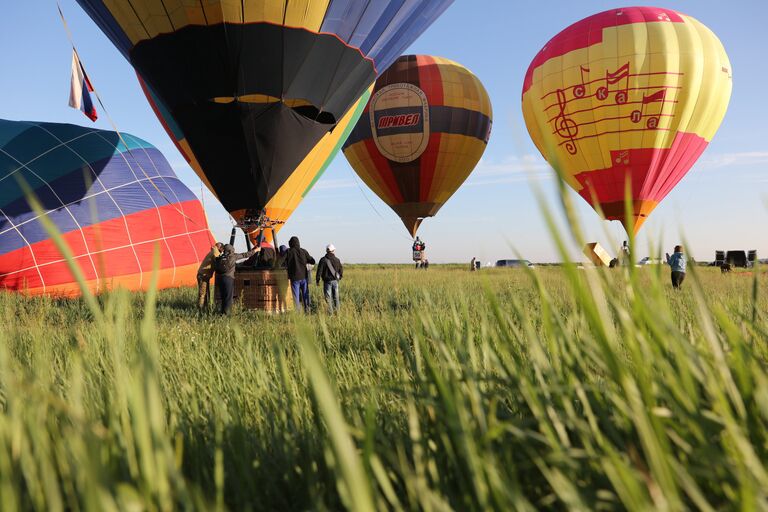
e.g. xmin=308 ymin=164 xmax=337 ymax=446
xmin=140 ymin=78 xmax=372 ymax=242
xmin=343 ymin=55 xmax=492 ymax=236
xmin=0 ymin=119 xmax=214 ymax=296
xmin=76 ymin=0 xmax=453 ymax=218
xmin=521 ymin=7 xmax=732 ymax=234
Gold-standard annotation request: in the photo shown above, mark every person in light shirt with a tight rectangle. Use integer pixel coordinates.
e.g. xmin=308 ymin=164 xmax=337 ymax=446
xmin=665 ymin=245 xmax=687 ymax=289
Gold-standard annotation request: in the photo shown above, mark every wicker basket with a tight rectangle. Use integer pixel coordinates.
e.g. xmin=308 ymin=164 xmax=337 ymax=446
xmin=583 ymin=242 xmax=612 ymax=267
xmin=233 ymin=268 xmax=293 ymax=313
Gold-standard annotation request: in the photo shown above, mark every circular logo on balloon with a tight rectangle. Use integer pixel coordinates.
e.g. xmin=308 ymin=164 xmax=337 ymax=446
xmin=369 ymin=83 xmax=430 ymax=163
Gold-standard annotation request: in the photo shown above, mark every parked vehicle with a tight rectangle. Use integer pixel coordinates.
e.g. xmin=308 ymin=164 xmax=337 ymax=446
xmin=495 ymin=259 xmax=535 ymax=268
xmin=711 ymin=250 xmax=757 ymax=268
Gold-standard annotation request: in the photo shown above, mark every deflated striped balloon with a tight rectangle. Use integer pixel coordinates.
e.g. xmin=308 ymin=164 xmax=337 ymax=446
xmin=521 ymin=7 xmax=732 ymax=234
xmin=0 ymin=119 xmax=214 ymax=296
xmin=343 ymin=55 xmax=492 ymax=236
xmin=76 ymin=0 xmax=453 ymax=223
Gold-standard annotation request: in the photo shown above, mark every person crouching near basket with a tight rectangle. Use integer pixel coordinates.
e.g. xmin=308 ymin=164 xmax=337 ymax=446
xmin=316 ymin=244 xmax=343 ymax=314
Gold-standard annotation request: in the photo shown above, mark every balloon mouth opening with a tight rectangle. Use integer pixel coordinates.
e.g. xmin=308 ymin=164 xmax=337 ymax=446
xmin=291 ymin=105 xmax=336 ymax=125
xmin=208 ymin=96 xmax=337 ymax=125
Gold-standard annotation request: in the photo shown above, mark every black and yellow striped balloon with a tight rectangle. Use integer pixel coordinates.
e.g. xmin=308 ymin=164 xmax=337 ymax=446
xmin=76 ymin=0 xmax=453 ymax=219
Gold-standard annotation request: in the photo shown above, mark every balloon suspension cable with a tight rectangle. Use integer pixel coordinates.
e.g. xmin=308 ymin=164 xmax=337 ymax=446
xmin=55 ymin=1 xmax=200 ymax=228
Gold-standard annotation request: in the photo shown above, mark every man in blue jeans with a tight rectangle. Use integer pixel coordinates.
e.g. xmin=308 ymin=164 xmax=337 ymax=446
xmin=316 ymin=244 xmax=343 ymax=313
xmin=284 ymin=236 xmax=315 ymax=311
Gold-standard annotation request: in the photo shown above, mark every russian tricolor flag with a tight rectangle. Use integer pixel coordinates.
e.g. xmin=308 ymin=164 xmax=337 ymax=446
xmin=68 ymin=50 xmax=97 ymax=122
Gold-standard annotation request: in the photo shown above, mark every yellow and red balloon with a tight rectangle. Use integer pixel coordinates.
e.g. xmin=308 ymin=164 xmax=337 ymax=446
xmin=521 ymin=7 xmax=732 ymax=234
xmin=343 ymin=55 xmax=492 ymax=236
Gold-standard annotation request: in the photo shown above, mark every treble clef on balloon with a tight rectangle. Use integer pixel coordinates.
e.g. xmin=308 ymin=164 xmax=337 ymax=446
xmin=553 ymin=89 xmax=578 ymax=155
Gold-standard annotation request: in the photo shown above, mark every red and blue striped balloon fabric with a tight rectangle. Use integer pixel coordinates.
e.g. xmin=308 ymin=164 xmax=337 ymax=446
xmin=0 ymin=119 xmax=213 ymax=296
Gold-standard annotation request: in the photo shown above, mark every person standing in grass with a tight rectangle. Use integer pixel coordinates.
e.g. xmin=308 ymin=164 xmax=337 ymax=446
xmin=215 ymin=244 xmax=258 ymax=315
xmin=412 ymin=237 xmax=428 ymax=269
xmin=316 ymin=244 xmax=343 ymax=313
xmin=619 ymin=240 xmax=630 ymax=266
xmin=666 ymin=245 xmax=687 ymax=289
xmin=196 ymin=242 xmax=223 ymax=310
xmin=285 ymin=236 xmax=315 ymax=312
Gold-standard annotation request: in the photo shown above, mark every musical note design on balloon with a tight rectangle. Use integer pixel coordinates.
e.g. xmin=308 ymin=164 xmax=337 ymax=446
xmin=596 ymin=63 xmax=630 ymax=104
xmin=614 ymin=150 xmax=630 ymax=165
xmin=541 ymin=61 xmax=682 ymax=153
xmin=630 ymin=89 xmax=666 ymax=129
xmin=554 ymin=88 xmax=579 ymax=154
xmin=573 ymin=66 xmax=590 ymax=98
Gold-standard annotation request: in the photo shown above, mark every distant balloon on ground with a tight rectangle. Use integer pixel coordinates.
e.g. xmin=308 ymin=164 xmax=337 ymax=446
xmin=0 ymin=119 xmax=214 ymax=296
xmin=521 ymin=7 xmax=732 ymax=234
xmin=343 ymin=55 xmax=492 ymax=236
xmin=76 ymin=0 xmax=453 ymax=232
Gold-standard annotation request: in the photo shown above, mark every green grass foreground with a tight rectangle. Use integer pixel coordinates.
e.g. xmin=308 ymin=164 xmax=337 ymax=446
xmin=0 ymin=264 xmax=766 ymax=511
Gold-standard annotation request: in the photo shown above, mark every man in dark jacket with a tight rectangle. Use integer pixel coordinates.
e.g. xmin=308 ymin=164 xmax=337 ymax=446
xmin=284 ymin=236 xmax=315 ymax=311
xmin=215 ymin=244 xmax=257 ymax=315
xmin=316 ymin=244 xmax=343 ymax=313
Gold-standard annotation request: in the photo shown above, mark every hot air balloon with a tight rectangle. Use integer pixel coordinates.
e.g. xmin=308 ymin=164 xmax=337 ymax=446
xmin=521 ymin=7 xmax=732 ymax=234
xmin=342 ymin=55 xmax=492 ymax=236
xmin=75 ymin=0 xmax=453 ymax=238
xmin=139 ymin=78 xmax=371 ymax=242
xmin=0 ymin=119 xmax=214 ymax=296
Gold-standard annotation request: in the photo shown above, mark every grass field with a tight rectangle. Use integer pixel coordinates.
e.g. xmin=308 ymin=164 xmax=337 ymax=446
xmin=1 ymin=260 xmax=766 ymax=511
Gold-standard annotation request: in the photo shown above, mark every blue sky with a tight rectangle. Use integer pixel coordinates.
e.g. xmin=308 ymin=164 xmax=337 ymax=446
xmin=1 ymin=1 xmax=766 ymax=263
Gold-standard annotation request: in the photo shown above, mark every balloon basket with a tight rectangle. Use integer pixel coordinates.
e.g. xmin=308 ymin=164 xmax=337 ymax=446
xmin=233 ymin=268 xmax=293 ymax=313
xmin=583 ymin=242 xmax=612 ymax=267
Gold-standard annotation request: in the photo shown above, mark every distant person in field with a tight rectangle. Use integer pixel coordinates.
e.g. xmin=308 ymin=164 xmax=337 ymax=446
xmin=285 ymin=236 xmax=315 ymax=312
xmin=666 ymin=245 xmax=687 ymax=289
xmin=620 ymin=240 xmax=630 ymax=266
xmin=196 ymin=242 xmax=223 ymax=310
xmin=470 ymin=257 xmax=476 ymax=271
xmin=316 ymin=244 xmax=343 ymax=314
xmin=215 ymin=244 xmax=258 ymax=315
xmin=412 ymin=236 xmax=428 ymax=269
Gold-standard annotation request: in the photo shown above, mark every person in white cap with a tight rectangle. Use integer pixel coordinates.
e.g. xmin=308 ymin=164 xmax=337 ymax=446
xmin=316 ymin=243 xmax=343 ymax=313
